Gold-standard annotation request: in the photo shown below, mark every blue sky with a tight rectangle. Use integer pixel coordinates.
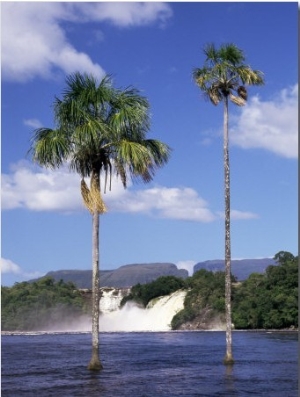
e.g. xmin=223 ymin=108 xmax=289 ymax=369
xmin=1 ymin=2 xmax=298 ymax=286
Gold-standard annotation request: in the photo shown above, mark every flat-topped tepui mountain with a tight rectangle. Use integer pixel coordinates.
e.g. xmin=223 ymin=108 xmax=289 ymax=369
xmin=30 ymin=258 xmax=278 ymax=288
xmin=38 ymin=263 xmax=188 ymax=289
xmin=194 ymin=258 xmax=276 ymax=281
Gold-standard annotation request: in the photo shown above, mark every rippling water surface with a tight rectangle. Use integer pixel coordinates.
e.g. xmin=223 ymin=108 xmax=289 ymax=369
xmin=1 ymin=331 xmax=298 ymax=396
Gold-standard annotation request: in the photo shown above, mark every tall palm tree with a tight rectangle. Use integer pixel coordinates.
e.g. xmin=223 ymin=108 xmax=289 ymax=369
xmin=193 ymin=43 xmax=264 ymax=364
xmin=29 ymin=72 xmax=171 ymax=370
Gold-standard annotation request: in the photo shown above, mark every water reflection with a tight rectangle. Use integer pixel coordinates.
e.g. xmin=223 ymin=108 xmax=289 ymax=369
xmin=224 ymin=364 xmax=236 ymax=395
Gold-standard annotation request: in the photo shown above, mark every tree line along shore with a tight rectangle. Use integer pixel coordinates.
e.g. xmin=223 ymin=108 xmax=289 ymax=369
xmin=1 ymin=251 xmax=297 ymax=332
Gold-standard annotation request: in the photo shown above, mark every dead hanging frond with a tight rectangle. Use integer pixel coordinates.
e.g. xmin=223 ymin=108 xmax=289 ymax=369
xmin=237 ymin=85 xmax=247 ymax=100
xmin=103 ymin=159 xmax=112 ymax=193
xmin=91 ymin=176 xmax=107 ymax=214
xmin=208 ymin=86 xmax=222 ymax=106
xmin=81 ymin=178 xmax=94 ymax=213
xmin=229 ymin=93 xmax=246 ymax=106
xmin=81 ymin=178 xmax=107 ymax=214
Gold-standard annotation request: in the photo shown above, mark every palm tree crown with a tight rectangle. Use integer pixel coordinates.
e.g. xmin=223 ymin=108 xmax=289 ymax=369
xmin=193 ymin=43 xmax=264 ymax=107
xmin=30 ymin=72 xmax=171 ymax=212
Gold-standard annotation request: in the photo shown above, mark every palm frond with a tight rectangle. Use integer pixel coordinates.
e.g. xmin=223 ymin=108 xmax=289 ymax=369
xmin=143 ymin=139 xmax=172 ymax=167
xmin=203 ymin=43 xmax=219 ymax=64
xmin=30 ymin=128 xmax=70 ymax=168
xmin=236 ymin=66 xmax=264 ymax=86
xmin=102 ymin=157 xmax=112 ymax=193
xmin=114 ymin=160 xmax=127 ymax=188
xmin=193 ymin=67 xmax=212 ymax=89
xmin=116 ymin=140 xmax=151 ymax=167
xmin=218 ymin=43 xmax=245 ymax=65
xmin=114 ymin=140 xmax=155 ymax=184
xmin=109 ymin=88 xmax=150 ymax=141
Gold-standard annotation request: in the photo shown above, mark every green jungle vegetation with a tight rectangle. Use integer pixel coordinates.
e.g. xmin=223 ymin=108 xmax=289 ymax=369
xmin=1 ymin=277 xmax=90 ymax=331
xmin=172 ymin=251 xmax=298 ymax=330
xmin=122 ymin=251 xmax=298 ymax=330
xmin=232 ymin=251 xmax=298 ymax=329
xmin=171 ymin=269 xmax=233 ymax=330
xmin=120 ymin=275 xmax=186 ymax=308
xmin=1 ymin=251 xmax=297 ymax=331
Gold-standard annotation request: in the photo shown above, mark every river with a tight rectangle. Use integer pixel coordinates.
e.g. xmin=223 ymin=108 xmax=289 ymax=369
xmin=1 ymin=330 xmax=297 ymax=396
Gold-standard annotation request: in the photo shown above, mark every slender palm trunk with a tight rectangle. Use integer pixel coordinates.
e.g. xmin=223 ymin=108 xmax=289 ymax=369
xmin=223 ymin=96 xmax=234 ymax=365
xmin=88 ymin=173 xmax=103 ymax=371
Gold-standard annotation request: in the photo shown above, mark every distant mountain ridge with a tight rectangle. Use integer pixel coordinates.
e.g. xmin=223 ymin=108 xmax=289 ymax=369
xmin=194 ymin=258 xmax=277 ymax=281
xmin=31 ymin=258 xmax=278 ymax=288
xmin=40 ymin=263 xmax=188 ymax=289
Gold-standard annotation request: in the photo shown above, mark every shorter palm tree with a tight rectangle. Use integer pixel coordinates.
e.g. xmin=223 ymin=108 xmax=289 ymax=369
xmin=193 ymin=43 xmax=264 ymax=365
xmin=29 ymin=72 xmax=171 ymax=370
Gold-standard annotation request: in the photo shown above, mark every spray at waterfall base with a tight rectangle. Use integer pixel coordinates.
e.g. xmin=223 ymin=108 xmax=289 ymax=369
xmin=42 ymin=287 xmax=226 ymax=332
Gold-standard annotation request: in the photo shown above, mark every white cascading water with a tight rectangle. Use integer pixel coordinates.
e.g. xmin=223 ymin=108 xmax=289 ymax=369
xmin=99 ymin=289 xmax=187 ymax=332
xmin=99 ymin=288 xmax=131 ymax=313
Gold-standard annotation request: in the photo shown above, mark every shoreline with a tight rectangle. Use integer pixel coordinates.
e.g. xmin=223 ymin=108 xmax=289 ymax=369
xmin=2 ymin=328 xmax=298 ymax=336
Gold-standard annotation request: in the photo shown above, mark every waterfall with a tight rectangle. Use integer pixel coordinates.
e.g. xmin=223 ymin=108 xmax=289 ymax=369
xmin=43 ymin=288 xmax=186 ymax=332
xmin=100 ymin=287 xmax=131 ymax=314
xmin=99 ymin=289 xmax=187 ymax=332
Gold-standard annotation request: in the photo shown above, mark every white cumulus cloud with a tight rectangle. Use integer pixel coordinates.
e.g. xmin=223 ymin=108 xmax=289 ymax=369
xmin=111 ymin=186 xmax=217 ymax=222
xmin=1 ymin=258 xmax=22 ymax=274
xmin=1 ymin=258 xmax=44 ymax=281
xmin=23 ymin=119 xmax=43 ymax=129
xmin=231 ymin=84 xmax=298 ymax=159
xmin=2 ymin=161 xmax=258 ymax=223
xmin=1 ymin=161 xmax=214 ymax=222
xmin=74 ymin=2 xmax=172 ymax=27
xmin=1 ymin=2 xmax=104 ymax=82
xmin=1 ymin=2 xmax=172 ymax=82
xmin=1 ymin=161 xmax=84 ymax=212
